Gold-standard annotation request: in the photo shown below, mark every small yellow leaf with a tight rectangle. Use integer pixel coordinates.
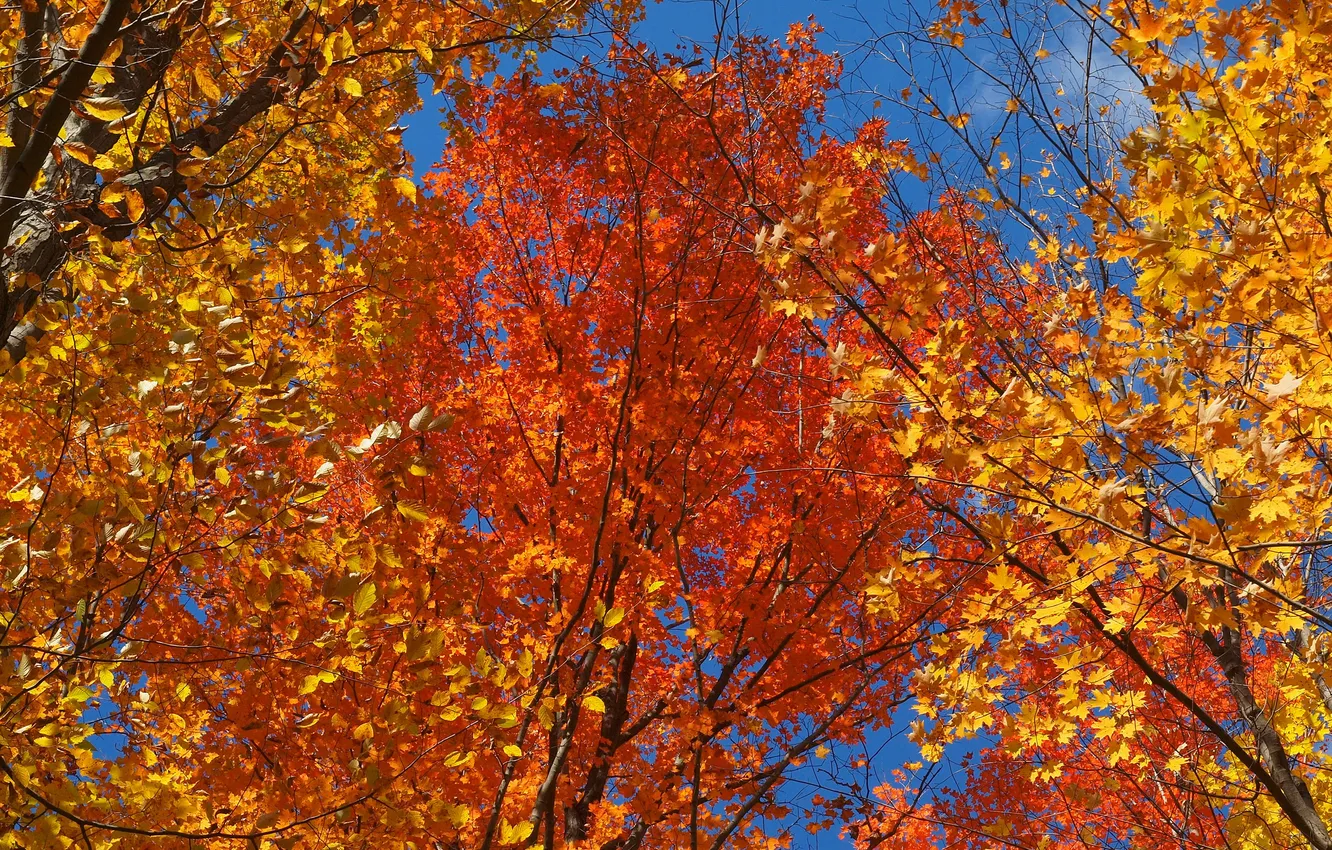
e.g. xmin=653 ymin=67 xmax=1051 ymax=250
xmin=602 ymin=606 xmax=625 ymax=628
xmin=393 ymin=177 xmax=418 ymax=203
xmin=65 ymin=142 xmax=97 ymax=165
xmin=219 ymin=20 xmax=244 ymax=45
xmin=342 ymin=77 xmax=363 ymax=97
xmin=397 ymin=500 xmax=430 ymax=522
xmin=503 ymin=744 xmax=522 ymax=758
xmin=582 ymin=695 xmax=606 ymax=713
xmin=193 ymin=67 xmax=222 ymax=102
xmin=293 ymin=484 xmax=329 ymax=505
xmin=106 ymin=111 xmax=138 ymax=134
xmin=176 ymin=157 xmax=208 ymax=177
xmin=278 ymin=235 xmax=309 ymax=253
xmin=353 ymin=582 xmax=377 ymax=616
xmin=82 ymin=97 xmax=128 ymax=121
xmin=444 ymin=803 xmax=470 ymax=827
xmin=500 ymin=820 xmax=535 ymax=845
xmin=124 ymin=188 xmax=144 ymax=221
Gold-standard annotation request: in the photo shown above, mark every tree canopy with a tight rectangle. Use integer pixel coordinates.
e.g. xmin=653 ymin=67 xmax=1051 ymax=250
xmin=4 ymin=0 xmax=1332 ymax=848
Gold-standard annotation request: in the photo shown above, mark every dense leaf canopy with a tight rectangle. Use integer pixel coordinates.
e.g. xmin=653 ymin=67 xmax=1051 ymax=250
xmin=4 ymin=0 xmax=1332 ymax=848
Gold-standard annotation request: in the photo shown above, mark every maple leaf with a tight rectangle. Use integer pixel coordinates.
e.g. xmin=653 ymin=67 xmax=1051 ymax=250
xmin=1263 ymin=372 xmax=1302 ymax=402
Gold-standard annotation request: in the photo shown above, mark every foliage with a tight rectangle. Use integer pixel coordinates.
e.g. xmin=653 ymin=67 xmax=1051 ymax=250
xmin=5 ymin=0 xmax=1332 ymax=848
xmin=752 ymin=0 xmax=1332 ymax=847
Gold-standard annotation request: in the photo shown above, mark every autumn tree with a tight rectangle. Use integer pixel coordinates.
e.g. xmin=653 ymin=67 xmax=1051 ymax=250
xmin=0 ymin=0 xmax=643 ymax=844
xmin=0 ymin=17 xmax=1007 ymax=847
xmin=12 ymin=0 xmax=1332 ymax=848
xmin=199 ymin=30 xmax=1036 ymax=849
xmin=748 ymin=0 xmax=1332 ymax=847
xmin=0 ymin=0 xmax=628 ymax=361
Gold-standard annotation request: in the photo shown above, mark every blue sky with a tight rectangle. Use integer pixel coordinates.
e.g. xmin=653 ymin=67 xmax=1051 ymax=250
xmin=402 ymin=0 xmax=878 ymax=176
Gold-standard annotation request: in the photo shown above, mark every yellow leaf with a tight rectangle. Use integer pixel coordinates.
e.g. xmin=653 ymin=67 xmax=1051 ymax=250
xmin=124 ymin=188 xmax=144 ymax=222
xmin=177 ymin=157 xmax=209 ymax=177
xmin=293 ymin=484 xmax=329 ymax=505
xmin=193 ymin=67 xmax=222 ymax=102
xmin=443 ymin=750 xmax=471 ymax=767
xmin=989 ymin=564 xmax=1019 ymax=593
xmin=299 ymin=670 xmax=337 ymax=695
xmin=106 ymin=111 xmax=138 ymax=134
xmin=353 ymin=582 xmax=377 ymax=616
xmin=503 ymin=744 xmax=522 ymax=757
xmin=393 ymin=177 xmax=418 ymax=203
xmin=582 ymin=695 xmax=606 ymax=713
xmin=443 ymin=803 xmax=470 ymax=827
xmin=397 ymin=500 xmax=430 ymax=522
xmin=219 ymin=20 xmax=244 ymax=45
xmin=278 ymin=235 xmax=309 ymax=253
xmin=82 ymin=97 xmax=128 ymax=121
xmin=65 ymin=142 xmax=98 ymax=165
xmin=500 ymin=820 xmax=535 ymax=845
xmin=342 ymin=77 xmax=363 ymax=97
xmin=602 ymin=606 xmax=625 ymax=628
